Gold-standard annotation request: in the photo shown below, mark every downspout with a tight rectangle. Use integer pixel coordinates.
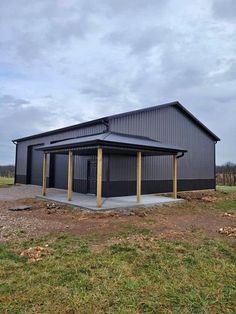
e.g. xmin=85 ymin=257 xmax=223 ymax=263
xmin=12 ymin=140 xmax=18 ymax=185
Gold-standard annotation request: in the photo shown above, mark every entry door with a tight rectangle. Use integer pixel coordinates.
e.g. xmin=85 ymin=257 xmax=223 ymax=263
xmin=27 ymin=144 xmax=43 ymax=185
xmin=53 ymin=154 xmax=68 ymax=189
xmin=87 ymin=160 xmax=97 ymax=194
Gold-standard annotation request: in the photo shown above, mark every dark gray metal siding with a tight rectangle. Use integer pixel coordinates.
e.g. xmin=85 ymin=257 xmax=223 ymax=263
xmin=54 ymin=155 xmax=68 ymax=189
xmin=16 ymin=123 xmax=106 ymax=183
xmin=15 ymin=105 xmax=216 ymax=194
xmin=109 ymin=106 xmax=215 ymax=182
xmin=28 ymin=145 xmax=44 ymax=185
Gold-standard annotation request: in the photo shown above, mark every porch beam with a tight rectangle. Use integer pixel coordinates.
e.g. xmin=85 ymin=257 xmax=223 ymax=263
xmin=173 ymin=155 xmax=177 ymax=199
xmin=67 ymin=150 xmax=73 ymax=201
xmin=136 ymin=151 xmax=142 ymax=203
xmin=96 ymin=148 xmax=103 ymax=208
xmin=42 ymin=153 xmax=47 ymax=196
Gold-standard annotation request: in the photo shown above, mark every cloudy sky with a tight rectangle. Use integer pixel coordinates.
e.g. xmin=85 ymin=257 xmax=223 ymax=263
xmin=0 ymin=0 xmax=235 ymax=165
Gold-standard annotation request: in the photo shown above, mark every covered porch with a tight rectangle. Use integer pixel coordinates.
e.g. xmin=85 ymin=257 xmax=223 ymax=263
xmin=37 ymin=131 xmax=187 ymax=209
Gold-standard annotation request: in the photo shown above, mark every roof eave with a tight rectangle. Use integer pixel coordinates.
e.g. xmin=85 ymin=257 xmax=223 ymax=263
xmin=12 ymin=117 xmax=108 ymax=143
xmin=37 ymin=139 xmax=187 ymax=155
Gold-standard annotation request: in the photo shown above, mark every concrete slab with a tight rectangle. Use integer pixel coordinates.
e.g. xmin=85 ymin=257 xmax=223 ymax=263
xmin=37 ymin=190 xmax=183 ymax=211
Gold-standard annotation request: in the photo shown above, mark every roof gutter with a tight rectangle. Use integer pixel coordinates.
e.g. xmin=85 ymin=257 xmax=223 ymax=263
xmin=177 ymin=152 xmax=185 ymax=159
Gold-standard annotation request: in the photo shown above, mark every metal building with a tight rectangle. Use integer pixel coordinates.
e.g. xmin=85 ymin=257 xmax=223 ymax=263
xmin=13 ymin=101 xmax=220 ymax=203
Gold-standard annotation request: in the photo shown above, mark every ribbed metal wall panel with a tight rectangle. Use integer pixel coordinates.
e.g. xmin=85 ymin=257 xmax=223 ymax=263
xmin=15 ymin=106 xmax=216 ymax=192
xmin=109 ymin=106 xmax=215 ymax=181
xmin=74 ymin=155 xmax=108 ymax=180
xmin=16 ymin=123 xmax=105 ymax=177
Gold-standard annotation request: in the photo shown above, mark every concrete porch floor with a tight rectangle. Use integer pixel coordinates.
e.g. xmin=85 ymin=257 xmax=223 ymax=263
xmin=38 ymin=189 xmax=183 ymax=211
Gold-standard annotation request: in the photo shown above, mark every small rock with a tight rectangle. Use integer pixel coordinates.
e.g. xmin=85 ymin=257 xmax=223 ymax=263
xmin=46 ymin=202 xmax=60 ymax=210
xmin=135 ymin=211 xmax=147 ymax=217
xmin=8 ymin=205 xmax=32 ymax=211
xmin=223 ymin=212 xmax=232 ymax=217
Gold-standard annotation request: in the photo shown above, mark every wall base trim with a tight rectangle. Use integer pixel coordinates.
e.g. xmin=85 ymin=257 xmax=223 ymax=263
xmin=15 ymin=176 xmax=215 ymax=198
xmin=102 ymin=179 xmax=215 ymax=197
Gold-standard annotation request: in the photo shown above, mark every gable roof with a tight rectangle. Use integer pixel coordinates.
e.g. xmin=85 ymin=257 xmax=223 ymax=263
xmin=13 ymin=101 xmax=220 ymax=142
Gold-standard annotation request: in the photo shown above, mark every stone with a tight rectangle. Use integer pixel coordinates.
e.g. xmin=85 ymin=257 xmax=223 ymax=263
xmin=8 ymin=205 xmax=32 ymax=211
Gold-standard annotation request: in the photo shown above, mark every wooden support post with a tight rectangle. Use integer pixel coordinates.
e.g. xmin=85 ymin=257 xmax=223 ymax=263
xmin=67 ymin=150 xmax=73 ymax=201
xmin=42 ymin=153 xmax=47 ymax=196
xmin=173 ymin=155 xmax=177 ymax=199
xmin=96 ymin=148 xmax=103 ymax=208
xmin=136 ymin=151 xmax=142 ymax=203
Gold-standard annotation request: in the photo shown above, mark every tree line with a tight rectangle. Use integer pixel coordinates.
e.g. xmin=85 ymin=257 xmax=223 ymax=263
xmin=0 ymin=165 xmax=15 ymax=177
xmin=216 ymin=162 xmax=236 ymax=174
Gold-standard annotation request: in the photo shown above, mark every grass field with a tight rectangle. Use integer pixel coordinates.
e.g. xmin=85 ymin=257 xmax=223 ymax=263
xmin=0 ymin=187 xmax=236 ymax=313
xmin=0 ymin=176 xmax=14 ymax=186
xmin=0 ymin=234 xmax=235 ymax=313
xmin=217 ymin=185 xmax=236 ymax=192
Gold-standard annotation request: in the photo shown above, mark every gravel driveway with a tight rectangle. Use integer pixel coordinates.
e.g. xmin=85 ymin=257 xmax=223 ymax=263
xmin=0 ymin=184 xmax=64 ymax=201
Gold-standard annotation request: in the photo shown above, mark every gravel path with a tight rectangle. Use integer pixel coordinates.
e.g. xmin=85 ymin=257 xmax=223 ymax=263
xmin=0 ymin=185 xmax=64 ymax=201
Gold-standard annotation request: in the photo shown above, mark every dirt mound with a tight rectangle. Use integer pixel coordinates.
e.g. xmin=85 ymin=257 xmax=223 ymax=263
xmin=20 ymin=245 xmax=53 ymax=263
xmin=179 ymin=191 xmax=221 ymax=202
xmin=219 ymin=227 xmax=236 ymax=237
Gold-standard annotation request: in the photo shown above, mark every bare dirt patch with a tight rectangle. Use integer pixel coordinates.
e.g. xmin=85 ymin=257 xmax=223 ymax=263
xmin=19 ymin=245 xmax=54 ymax=263
xmin=0 ymin=188 xmax=236 ymax=243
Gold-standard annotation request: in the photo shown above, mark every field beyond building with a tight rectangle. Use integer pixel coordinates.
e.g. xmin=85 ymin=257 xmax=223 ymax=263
xmin=0 ymin=176 xmax=14 ymax=186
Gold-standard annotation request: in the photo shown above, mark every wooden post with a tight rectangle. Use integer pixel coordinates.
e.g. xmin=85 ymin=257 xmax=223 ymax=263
xmin=42 ymin=153 xmax=47 ymax=196
xmin=173 ymin=155 xmax=177 ymax=199
xmin=67 ymin=150 xmax=73 ymax=201
xmin=136 ymin=151 xmax=142 ymax=202
xmin=96 ymin=148 xmax=103 ymax=208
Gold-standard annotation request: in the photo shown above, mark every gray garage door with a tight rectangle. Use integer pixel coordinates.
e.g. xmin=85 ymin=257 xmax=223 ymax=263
xmin=54 ymin=154 xmax=68 ymax=189
xmin=29 ymin=145 xmax=43 ymax=185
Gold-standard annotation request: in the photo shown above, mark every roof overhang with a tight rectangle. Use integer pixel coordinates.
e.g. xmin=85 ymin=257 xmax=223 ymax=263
xmin=36 ymin=132 xmax=187 ymax=156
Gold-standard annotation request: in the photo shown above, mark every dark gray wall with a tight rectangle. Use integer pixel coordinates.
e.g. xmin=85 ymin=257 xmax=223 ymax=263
xmin=15 ymin=123 xmax=106 ymax=185
xmin=109 ymin=105 xmax=215 ymax=181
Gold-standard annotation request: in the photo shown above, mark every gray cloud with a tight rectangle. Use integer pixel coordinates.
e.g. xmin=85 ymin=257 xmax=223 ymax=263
xmin=106 ymin=26 xmax=174 ymax=55
xmin=212 ymin=0 xmax=236 ymax=22
xmin=0 ymin=0 xmax=236 ymax=165
xmin=0 ymin=95 xmax=30 ymax=106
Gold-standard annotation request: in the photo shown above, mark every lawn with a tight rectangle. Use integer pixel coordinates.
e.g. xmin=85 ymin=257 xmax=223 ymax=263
xmin=0 ymin=234 xmax=235 ymax=313
xmin=0 ymin=188 xmax=236 ymax=313
xmin=0 ymin=176 xmax=14 ymax=186
xmin=217 ymin=185 xmax=236 ymax=193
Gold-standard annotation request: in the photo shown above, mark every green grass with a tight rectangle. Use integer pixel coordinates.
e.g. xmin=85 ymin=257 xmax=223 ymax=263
xmin=216 ymin=200 xmax=236 ymax=212
xmin=0 ymin=176 xmax=14 ymax=186
xmin=0 ymin=234 xmax=235 ymax=313
xmin=217 ymin=185 xmax=236 ymax=192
